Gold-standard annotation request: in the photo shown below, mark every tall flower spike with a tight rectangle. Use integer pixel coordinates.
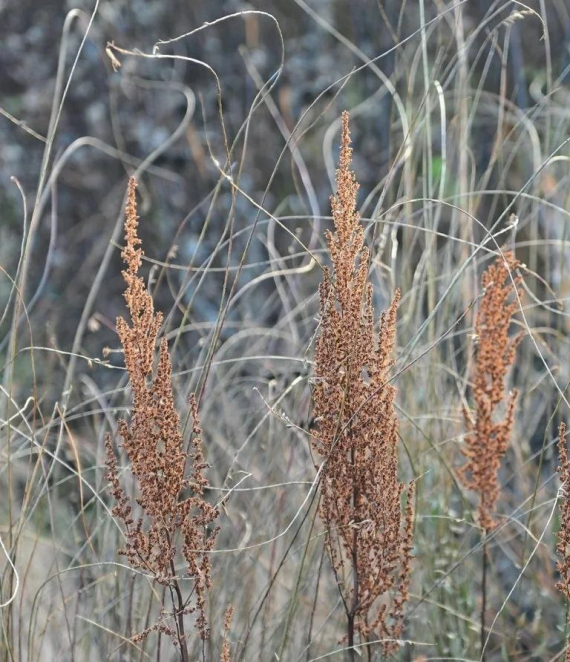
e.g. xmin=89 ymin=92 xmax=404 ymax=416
xmin=459 ymin=252 xmax=522 ymax=532
xmin=105 ymin=178 xmax=219 ymax=650
xmin=557 ymin=422 xmax=570 ymax=661
xmin=312 ymin=112 xmax=414 ymax=657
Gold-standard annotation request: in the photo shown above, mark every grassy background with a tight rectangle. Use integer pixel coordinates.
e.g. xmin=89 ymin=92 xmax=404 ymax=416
xmin=2 ymin=0 xmax=570 ymax=659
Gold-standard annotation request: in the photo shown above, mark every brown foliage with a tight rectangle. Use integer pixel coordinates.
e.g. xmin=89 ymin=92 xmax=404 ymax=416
xmin=312 ymin=111 xmax=414 ymax=656
xmin=459 ymin=252 xmax=522 ymax=533
xmin=105 ymin=178 xmax=219 ymax=647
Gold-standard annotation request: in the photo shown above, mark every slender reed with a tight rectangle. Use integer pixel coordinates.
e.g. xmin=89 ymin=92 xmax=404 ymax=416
xmin=312 ymin=111 xmax=414 ymax=660
xmin=458 ymin=251 xmax=522 ymax=657
xmin=105 ymin=178 xmax=219 ymax=659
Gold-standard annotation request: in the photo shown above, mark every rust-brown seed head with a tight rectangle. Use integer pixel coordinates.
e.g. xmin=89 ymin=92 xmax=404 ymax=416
xmin=312 ymin=112 xmax=414 ymax=655
xmin=105 ymin=178 xmax=219 ymax=643
xmin=459 ymin=252 xmax=522 ymax=533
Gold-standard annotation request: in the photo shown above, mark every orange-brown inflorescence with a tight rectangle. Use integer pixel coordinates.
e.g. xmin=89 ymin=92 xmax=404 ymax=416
xmin=312 ymin=112 xmax=414 ymax=656
xmin=105 ymin=178 xmax=219 ymax=644
xmin=220 ymin=605 xmax=234 ymax=662
xmin=459 ymin=252 xmax=522 ymax=533
xmin=556 ymin=422 xmax=570 ymax=661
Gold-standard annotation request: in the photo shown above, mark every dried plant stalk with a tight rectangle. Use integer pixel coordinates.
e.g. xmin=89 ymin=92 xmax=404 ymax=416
xmin=459 ymin=251 xmax=522 ymax=533
xmin=459 ymin=252 xmax=521 ymax=658
xmin=105 ymin=178 xmax=219 ymax=656
xmin=557 ymin=422 xmax=570 ymax=661
xmin=312 ymin=112 xmax=414 ymax=658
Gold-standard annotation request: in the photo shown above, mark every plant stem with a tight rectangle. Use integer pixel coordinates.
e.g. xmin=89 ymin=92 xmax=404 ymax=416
xmin=169 ymin=557 xmax=189 ymax=662
xmin=306 ymin=542 xmax=325 ymax=661
xmin=347 ymin=612 xmax=355 ymax=662
xmin=481 ymin=540 xmax=488 ymax=661
xmin=277 ymin=506 xmax=317 ymax=659
xmin=347 ymin=442 xmax=358 ymax=662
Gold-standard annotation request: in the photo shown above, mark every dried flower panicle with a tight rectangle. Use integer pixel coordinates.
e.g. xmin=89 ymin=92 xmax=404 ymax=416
xmin=105 ymin=178 xmax=219 ymax=644
xmin=459 ymin=252 xmax=522 ymax=532
xmin=220 ymin=605 xmax=234 ymax=662
xmin=312 ymin=112 xmax=414 ymax=656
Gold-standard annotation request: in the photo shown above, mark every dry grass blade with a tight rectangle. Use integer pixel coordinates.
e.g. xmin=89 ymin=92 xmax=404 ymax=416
xmin=105 ymin=178 xmax=219 ymax=657
xmin=312 ymin=111 xmax=414 ymax=658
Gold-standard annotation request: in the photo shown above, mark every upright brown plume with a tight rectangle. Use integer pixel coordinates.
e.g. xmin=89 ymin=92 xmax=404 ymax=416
xmin=312 ymin=112 xmax=414 ymax=657
xmin=105 ymin=179 xmax=219 ymax=651
xmin=459 ymin=252 xmax=522 ymax=532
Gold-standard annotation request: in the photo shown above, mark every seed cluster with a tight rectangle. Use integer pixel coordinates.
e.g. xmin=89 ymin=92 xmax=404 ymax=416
xmin=459 ymin=252 xmax=522 ymax=532
xmin=105 ymin=178 xmax=219 ymax=643
xmin=312 ymin=111 xmax=414 ymax=655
